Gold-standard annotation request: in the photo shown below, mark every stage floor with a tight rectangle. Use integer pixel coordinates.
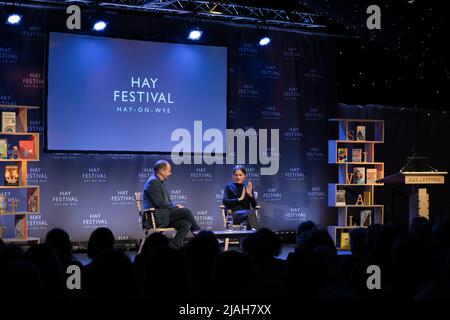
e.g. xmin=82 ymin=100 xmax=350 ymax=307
xmin=73 ymin=244 xmax=350 ymax=266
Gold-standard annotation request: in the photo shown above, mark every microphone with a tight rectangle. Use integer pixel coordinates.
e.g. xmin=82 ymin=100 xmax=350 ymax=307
xmin=400 ymin=149 xmax=417 ymax=172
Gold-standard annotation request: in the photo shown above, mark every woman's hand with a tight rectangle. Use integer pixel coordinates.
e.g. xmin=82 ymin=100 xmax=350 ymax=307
xmin=238 ymin=186 xmax=246 ymax=201
xmin=246 ymin=181 xmax=253 ymax=197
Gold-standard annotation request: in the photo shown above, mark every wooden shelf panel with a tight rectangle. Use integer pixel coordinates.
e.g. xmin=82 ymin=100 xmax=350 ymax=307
xmin=330 ymin=204 xmax=384 ymax=208
xmin=0 ymin=185 xmax=40 ymax=189
xmin=333 ymin=140 xmax=384 ymax=144
xmin=344 ymin=205 xmax=384 ymax=208
xmin=329 ymin=118 xmax=384 ymax=123
xmin=2 ymin=237 xmax=40 ymax=243
xmin=0 ymin=159 xmax=39 ymax=162
xmin=335 ymin=162 xmax=384 ymax=165
xmin=0 ymin=211 xmax=40 ymax=216
xmin=331 ymin=183 xmax=384 ymax=186
xmin=328 ymin=225 xmax=365 ymax=230
xmin=0 ymin=105 xmax=40 ymax=110
xmin=0 ymin=132 xmax=39 ymax=136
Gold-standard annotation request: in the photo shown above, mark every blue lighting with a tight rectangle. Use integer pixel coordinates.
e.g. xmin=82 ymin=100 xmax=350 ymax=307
xmin=6 ymin=14 xmax=21 ymax=25
xmin=259 ymin=36 xmax=271 ymax=46
xmin=188 ymin=30 xmax=203 ymax=41
xmin=93 ymin=21 xmax=107 ymax=31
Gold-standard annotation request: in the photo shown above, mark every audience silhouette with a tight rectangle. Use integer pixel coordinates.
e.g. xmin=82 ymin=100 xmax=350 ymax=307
xmin=1 ymin=216 xmax=450 ymax=301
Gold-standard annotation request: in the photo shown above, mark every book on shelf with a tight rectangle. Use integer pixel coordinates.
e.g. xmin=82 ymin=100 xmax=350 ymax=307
xmin=19 ymin=140 xmax=35 ymax=159
xmin=337 ymin=148 xmax=348 ymax=162
xmin=27 ymin=195 xmax=39 ymax=212
xmin=14 ymin=214 xmax=27 ymax=239
xmin=0 ymin=194 xmax=7 ymax=214
xmin=1 ymin=111 xmax=16 ymax=133
xmin=335 ymin=189 xmax=346 ymax=206
xmin=348 ymin=216 xmax=357 ymax=227
xmin=356 ymin=126 xmax=366 ymax=141
xmin=347 ymin=130 xmax=355 ymax=141
xmin=366 ymin=168 xmax=378 ymax=184
xmin=363 ymin=191 xmax=372 ymax=205
xmin=353 ymin=167 xmax=365 ymax=184
xmin=4 ymin=165 xmax=19 ymax=186
xmin=11 ymin=146 xmax=19 ymax=159
xmin=377 ymin=170 xmax=384 ymax=181
xmin=340 ymin=232 xmax=350 ymax=249
xmin=352 ymin=148 xmax=362 ymax=162
xmin=360 ymin=210 xmax=372 ymax=227
xmin=0 ymin=138 xmax=7 ymax=159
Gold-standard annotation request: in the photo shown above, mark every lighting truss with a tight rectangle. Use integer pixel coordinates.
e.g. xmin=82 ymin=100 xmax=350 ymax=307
xmin=18 ymin=0 xmax=327 ymax=29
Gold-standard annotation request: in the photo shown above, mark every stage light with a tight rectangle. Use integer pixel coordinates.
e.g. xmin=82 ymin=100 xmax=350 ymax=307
xmin=188 ymin=29 xmax=202 ymax=41
xmin=6 ymin=14 xmax=21 ymax=25
xmin=259 ymin=36 xmax=271 ymax=46
xmin=92 ymin=20 xmax=107 ymax=31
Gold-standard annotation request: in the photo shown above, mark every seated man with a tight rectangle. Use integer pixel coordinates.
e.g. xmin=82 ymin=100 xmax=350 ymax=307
xmin=143 ymin=160 xmax=201 ymax=249
xmin=222 ymin=165 xmax=260 ymax=230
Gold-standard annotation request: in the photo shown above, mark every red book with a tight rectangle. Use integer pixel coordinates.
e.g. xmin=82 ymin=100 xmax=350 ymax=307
xmin=19 ymin=140 xmax=35 ymax=159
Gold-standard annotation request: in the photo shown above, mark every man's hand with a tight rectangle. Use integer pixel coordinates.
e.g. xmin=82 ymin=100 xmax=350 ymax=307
xmin=175 ymin=204 xmax=184 ymax=208
xmin=246 ymin=181 xmax=253 ymax=197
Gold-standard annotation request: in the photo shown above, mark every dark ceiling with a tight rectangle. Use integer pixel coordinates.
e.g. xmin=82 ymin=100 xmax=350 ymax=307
xmin=301 ymin=0 xmax=449 ymax=111
xmin=244 ymin=0 xmax=449 ymax=111
xmin=7 ymin=0 xmax=450 ymax=111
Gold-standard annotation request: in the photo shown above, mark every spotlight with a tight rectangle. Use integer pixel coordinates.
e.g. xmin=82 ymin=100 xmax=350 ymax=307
xmin=6 ymin=14 xmax=21 ymax=25
xmin=92 ymin=20 xmax=107 ymax=31
xmin=259 ymin=36 xmax=271 ymax=46
xmin=188 ymin=29 xmax=202 ymax=41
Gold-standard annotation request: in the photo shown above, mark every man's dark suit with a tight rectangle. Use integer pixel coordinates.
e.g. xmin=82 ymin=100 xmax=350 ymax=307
xmin=143 ymin=174 xmax=200 ymax=248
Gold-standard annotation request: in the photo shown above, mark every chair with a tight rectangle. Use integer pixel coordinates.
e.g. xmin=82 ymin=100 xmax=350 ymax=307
xmin=219 ymin=192 xmax=261 ymax=251
xmin=135 ymin=192 xmax=175 ymax=253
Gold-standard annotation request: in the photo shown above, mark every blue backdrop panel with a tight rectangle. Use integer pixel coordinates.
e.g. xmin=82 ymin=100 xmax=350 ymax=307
xmin=0 ymin=11 xmax=336 ymax=241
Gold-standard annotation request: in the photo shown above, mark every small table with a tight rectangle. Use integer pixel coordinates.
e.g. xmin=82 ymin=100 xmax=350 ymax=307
xmin=212 ymin=229 xmax=256 ymax=251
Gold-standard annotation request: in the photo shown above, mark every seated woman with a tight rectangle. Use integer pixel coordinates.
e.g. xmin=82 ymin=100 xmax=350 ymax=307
xmin=222 ymin=165 xmax=260 ymax=230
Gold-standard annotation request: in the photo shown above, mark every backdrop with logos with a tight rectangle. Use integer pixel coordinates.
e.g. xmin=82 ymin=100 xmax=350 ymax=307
xmin=0 ymin=9 xmax=336 ymax=241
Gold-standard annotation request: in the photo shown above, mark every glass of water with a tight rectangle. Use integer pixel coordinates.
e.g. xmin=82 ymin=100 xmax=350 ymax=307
xmin=226 ymin=215 xmax=234 ymax=231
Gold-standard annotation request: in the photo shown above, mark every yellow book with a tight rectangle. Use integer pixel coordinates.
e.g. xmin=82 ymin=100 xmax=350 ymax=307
xmin=363 ymin=191 xmax=372 ymax=205
xmin=2 ymin=111 xmax=16 ymax=133
xmin=340 ymin=232 xmax=350 ymax=249
xmin=366 ymin=169 xmax=377 ymax=184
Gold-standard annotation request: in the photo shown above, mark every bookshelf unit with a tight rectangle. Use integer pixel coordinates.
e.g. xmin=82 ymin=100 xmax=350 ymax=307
xmin=327 ymin=118 xmax=384 ymax=250
xmin=0 ymin=105 xmax=40 ymax=244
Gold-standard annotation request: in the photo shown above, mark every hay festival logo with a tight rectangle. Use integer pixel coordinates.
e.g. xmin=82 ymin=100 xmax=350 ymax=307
xmin=113 ymin=76 xmax=174 ymax=114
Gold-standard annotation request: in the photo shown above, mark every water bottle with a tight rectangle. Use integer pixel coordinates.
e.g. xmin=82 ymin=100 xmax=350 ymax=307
xmin=226 ymin=210 xmax=234 ymax=231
